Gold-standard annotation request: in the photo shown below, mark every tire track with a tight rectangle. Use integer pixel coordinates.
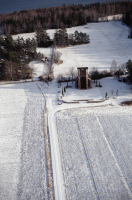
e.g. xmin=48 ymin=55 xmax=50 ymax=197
xmin=98 ymin=115 xmax=132 ymax=193
xmin=35 ymin=81 xmax=55 ymax=200
xmin=76 ymin=118 xmax=101 ymax=200
xmin=95 ymin=114 xmax=132 ymax=199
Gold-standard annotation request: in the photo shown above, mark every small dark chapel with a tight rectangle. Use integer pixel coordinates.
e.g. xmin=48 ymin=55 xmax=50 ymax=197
xmin=75 ymin=67 xmax=92 ymax=89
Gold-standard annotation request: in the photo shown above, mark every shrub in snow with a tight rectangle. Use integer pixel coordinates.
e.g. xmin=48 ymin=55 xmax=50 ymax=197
xmin=62 ymin=87 xmax=64 ymax=96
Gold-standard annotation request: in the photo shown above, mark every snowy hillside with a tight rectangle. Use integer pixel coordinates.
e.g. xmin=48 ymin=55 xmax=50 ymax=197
xmin=53 ymin=21 xmax=132 ymax=78
xmin=12 ymin=20 xmax=132 ymax=79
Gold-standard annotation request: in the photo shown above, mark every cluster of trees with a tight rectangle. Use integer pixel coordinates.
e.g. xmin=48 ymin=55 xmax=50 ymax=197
xmin=54 ymin=28 xmax=90 ymax=47
xmin=0 ymin=35 xmax=44 ymax=80
xmin=0 ymin=61 xmax=32 ymax=81
xmin=0 ymin=1 xmax=132 ymax=34
xmin=0 ymin=35 xmax=37 ymax=63
xmin=110 ymin=59 xmax=126 ymax=76
xmin=88 ymin=60 xmax=127 ymax=81
xmin=89 ymin=67 xmax=112 ymax=80
xmin=57 ymin=67 xmax=77 ymax=86
xmin=36 ymin=29 xmax=53 ymax=47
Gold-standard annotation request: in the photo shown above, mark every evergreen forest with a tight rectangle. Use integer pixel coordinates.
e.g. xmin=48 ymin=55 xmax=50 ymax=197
xmin=0 ymin=1 xmax=132 ymax=34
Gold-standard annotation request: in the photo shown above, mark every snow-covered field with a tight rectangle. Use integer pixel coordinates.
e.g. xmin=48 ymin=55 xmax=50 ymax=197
xmin=56 ymin=106 xmax=132 ymax=200
xmin=0 ymin=83 xmax=27 ymax=200
xmin=0 ymin=82 xmax=49 ymax=200
xmin=53 ymin=21 xmax=132 ymax=77
xmin=1 ymin=18 xmax=132 ymax=200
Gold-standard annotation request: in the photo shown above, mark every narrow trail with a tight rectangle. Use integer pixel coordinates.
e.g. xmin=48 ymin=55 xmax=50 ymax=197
xmin=35 ymin=81 xmax=55 ymax=200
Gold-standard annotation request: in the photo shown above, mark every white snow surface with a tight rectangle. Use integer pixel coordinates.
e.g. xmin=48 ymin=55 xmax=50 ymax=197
xmin=1 ymin=19 xmax=132 ymax=200
xmin=56 ymin=105 xmax=132 ymax=200
xmin=53 ymin=21 xmax=132 ymax=78
xmin=58 ymin=77 xmax=132 ymax=105
xmin=12 ymin=29 xmax=56 ymax=40
xmin=0 ymin=83 xmax=27 ymax=200
xmin=98 ymin=14 xmax=123 ymax=21
xmin=0 ymin=82 xmax=48 ymax=200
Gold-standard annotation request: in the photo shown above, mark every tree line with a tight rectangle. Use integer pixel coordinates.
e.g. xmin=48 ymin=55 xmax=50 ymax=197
xmin=0 ymin=35 xmax=44 ymax=80
xmin=54 ymin=28 xmax=90 ymax=47
xmin=35 ymin=28 xmax=90 ymax=48
xmin=122 ymin=9 xmax=132 ymax=38
xmin=0 ymin=1 xmax=132 ymax=34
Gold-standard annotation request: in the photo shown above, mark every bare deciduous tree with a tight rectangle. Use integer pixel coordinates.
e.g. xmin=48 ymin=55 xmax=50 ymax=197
xmin=53 ymin=51 xmax=62 ymax=64
xmin=69 ymin=67 xmax=76 ymax=84
xmin=65 ymin=71 xmax=71 ymax=87
xmin=110 ymin=59 xmax=117 ymax=76
xmin=57 ymin=74 xmax=64 ymax=87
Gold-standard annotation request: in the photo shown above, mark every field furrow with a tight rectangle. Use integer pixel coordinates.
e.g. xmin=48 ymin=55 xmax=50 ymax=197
xmin=17 ymin=82 xmax=48 ymax=200
xmin=56 ymin=106 xmax=132 ymax=200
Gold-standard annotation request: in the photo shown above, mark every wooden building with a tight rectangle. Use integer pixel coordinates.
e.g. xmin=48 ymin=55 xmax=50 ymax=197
xmin=75 ymin=67 xmax=92 ymax=89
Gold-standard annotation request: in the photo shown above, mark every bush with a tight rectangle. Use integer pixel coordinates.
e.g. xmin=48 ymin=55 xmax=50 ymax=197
xmin=39 ymin=76 xmax=44 ymax=81
xmin=121 ymin=100 xmax=132 ymax=106
xmin=90 ymin=68 xmax=112 ymax=80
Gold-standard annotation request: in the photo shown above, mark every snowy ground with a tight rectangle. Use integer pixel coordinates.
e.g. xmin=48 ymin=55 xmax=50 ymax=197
xmin=0 ymin=82 xmax=49 ymax=200
xmin=98 ymin=14 xmax=123 ymax=21
xmin=0 ymin=83 xmax=27 ymax=200
xmin=58 ymin=77 xmax=132 ymax=105
xmin=56 ymin=105 xmax=132 ymax=200
xmin=12 ymin=29 xmax=56 ymax=41
xmin=53 ymin=21 xmax=132 ymax=78
xmin=1 ymin=19 xmax=132 ymax=200
xmin=12 ymin=20 xmax=132 ymax=80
